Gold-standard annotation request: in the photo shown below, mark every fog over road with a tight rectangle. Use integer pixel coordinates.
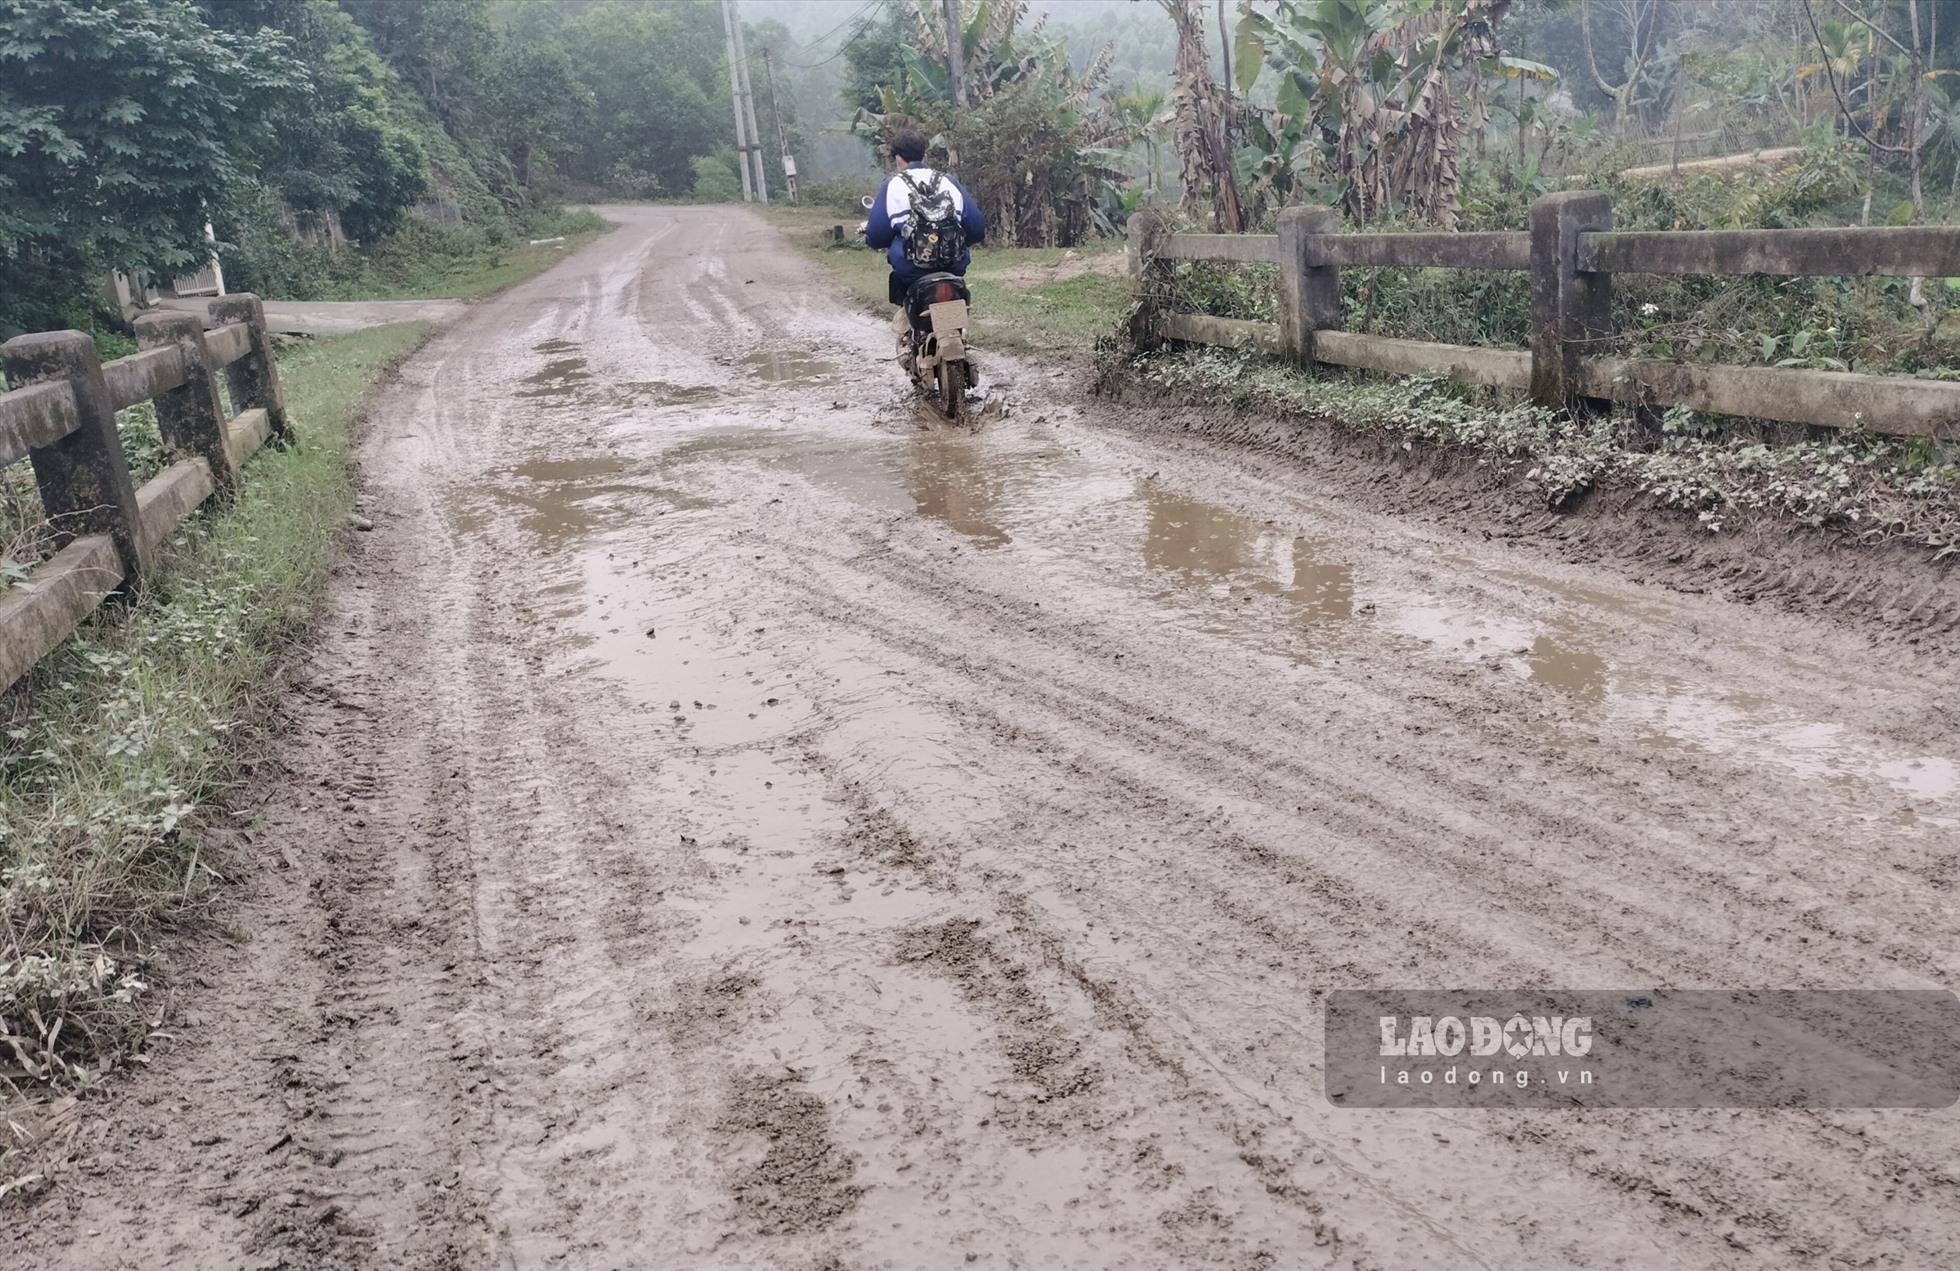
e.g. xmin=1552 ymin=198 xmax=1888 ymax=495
xmin=16 ymin=204 xmax=1960 ymax=1269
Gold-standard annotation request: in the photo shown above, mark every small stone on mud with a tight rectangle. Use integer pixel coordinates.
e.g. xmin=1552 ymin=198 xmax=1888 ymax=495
xmin=645 ymin=628 xmax=656 ymax=638
xmin=348 ymin=514 xmax=374 ymax=531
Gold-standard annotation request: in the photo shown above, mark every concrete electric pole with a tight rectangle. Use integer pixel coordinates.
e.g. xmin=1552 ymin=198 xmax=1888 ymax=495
xmin=729 ymin=0 xmax=768 ymax=203
xmin=719 ymin=0 xmax=753 ymax=201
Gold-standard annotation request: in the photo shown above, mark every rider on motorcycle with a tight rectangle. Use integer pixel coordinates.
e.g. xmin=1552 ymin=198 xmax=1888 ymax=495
xmin=863 ymin=128 xmax=986 ymax=355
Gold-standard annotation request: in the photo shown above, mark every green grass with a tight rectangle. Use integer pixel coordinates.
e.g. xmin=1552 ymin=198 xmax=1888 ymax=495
xmin=764 ymin=204 xmax=1132 ymax=358
xmin=0 ymin=322 xmax=429 ymax=1112
xmin=316 ymin=210 xmax=611 ymax=302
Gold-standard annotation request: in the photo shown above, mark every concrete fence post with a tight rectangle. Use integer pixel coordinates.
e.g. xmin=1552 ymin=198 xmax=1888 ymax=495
xmin=1128 ymin=209 xmax=1171 ymax=350
xmin=1529 ymin=191 xmax=1614 ymax=416
xmin=1278 ymin=206 xmax=1342 ymax=367
xmin=210 ymin=293 xmax=291 ymax=442
xmin=135 ymin=311 xmax=237 ymax=493
xmin=0 ymin=331 xmax=143 ymax=587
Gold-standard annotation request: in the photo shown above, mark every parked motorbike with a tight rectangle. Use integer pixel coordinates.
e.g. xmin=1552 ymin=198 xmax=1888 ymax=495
xmin=861 ymin=195 xmax=976 ymax=422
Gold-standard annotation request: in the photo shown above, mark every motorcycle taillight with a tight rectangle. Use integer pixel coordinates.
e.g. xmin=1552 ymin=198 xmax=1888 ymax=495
xmin=934 ymin=282 xmax=956 ymax=303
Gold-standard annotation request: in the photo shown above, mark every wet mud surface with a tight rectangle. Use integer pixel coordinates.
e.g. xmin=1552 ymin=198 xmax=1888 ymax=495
xmin=11 ymin=205 xmax=1960 ymax=1269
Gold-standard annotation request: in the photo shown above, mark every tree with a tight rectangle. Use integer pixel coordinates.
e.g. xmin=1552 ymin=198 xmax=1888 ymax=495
xmin=1795 ymin=17 xmax=1873 ymax=137
xmin=846 ymin=0 xmax=1130 ymax=246
xmin=554 ymin=0 xmax=728 ymax=195
xmin=1161 ymin=0 xmax=1242 ymax=230
xmin=1235 ymin=0 xmax=1514 ymax=226
xmin=481 ymin=39 xmax=586 ymax=191
xmin=1581 ymin=0 xmax=1666 ymax=131
xmin=198 ymin=1 xmax=428 ymax=243
xmin=1112 ymin=87 xmax=1171 ymax=192
xmin=340 ymin=0 xmax=496 ymax=129
xmin=0 ymin=0 xmax=296 ymax=332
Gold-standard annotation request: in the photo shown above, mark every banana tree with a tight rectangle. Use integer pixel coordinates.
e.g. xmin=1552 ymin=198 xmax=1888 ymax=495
xmin=851 ymin=2 xmax=1129 ymax=246
xmin=1234 ymin=0 xmax=1514 ymax=226
xmin=1112 ymin=87 xmax=1172 ymax=193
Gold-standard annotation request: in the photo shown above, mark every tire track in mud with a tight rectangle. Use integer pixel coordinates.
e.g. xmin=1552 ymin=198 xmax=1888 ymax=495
xmin=765 ymin=516 xmax=1960 ymax=1262
xmin=748 ymin=532 xmax=1945 ymax=989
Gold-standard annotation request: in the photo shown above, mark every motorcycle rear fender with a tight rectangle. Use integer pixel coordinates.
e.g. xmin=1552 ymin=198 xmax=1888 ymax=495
xmin=928 ymin=299 xmax=968 ymax=337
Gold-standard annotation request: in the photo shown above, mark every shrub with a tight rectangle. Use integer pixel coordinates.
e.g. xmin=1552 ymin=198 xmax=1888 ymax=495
xmin=690 ymin=155 xmax=742 ymax=203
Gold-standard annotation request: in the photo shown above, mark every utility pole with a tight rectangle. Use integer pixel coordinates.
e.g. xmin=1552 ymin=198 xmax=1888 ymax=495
xmin=719 ymin=0 xmax=753 ymax=201
xmin=762 ymin=48 xmax=798 ymax=203
xmin=730 ymin=0 xmax=768 ymax=203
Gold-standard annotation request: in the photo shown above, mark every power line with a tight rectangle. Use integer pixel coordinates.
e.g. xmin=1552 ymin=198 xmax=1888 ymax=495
xmin=779 ymin=0 xmax=881 ymax=69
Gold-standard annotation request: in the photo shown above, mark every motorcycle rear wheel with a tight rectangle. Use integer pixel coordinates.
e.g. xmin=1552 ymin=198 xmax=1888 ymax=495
xmin=936 ymin=357 xmax=968 ymax=422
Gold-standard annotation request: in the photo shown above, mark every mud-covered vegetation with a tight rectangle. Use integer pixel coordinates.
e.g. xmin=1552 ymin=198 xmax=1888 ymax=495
xmin=1117 ymin=347 xmax=1960 ymax=548
xmin=0 ymin=324 xmax=427 ymax=1116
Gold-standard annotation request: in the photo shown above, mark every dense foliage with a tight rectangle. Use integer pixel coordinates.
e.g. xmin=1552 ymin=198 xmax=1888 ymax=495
xmin=0 ymin=0 xmax=295 ymax=333
xmin=0 ymin=0 xmax=876 ymax=337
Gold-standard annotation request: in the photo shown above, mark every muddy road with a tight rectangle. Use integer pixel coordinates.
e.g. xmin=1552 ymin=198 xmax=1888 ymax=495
xmin=14 ymin=205 xmax=1960 ymax=1269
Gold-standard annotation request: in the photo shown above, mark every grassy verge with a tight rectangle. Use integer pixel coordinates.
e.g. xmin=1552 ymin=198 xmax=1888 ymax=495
xmin=314 ymin=210 xmax=611 ymax=302
xmin=227 ymin=208 xmax=613 ymax=305
xmin=764 ymin=204 xmax=1131 ymax=358
xmin=0 ymin=322 xmax=429 ymax=1116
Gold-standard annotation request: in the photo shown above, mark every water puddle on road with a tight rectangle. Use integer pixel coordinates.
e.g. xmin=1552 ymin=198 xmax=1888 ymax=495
xmin=620 ymin=380 xmax=720 ymax=407
xmin=1382 ymin=587 xmax=1953 ymax=810
xmin=519 ymin=355 xmax=593 ymax=399
xmin=448 ymin=453 xmax=713 ymax=553
xmin=742 ymin=350 xmax=837 ymax=384
xmin=654 ymin=424 xmax=1082 ymax=548
xmin=1138 ymin=484 xmax=1354 ymax=632
xmin=1116 ymin=486 xmax=1950 ymax=812
xmin=480 ymin=415 xmax=1955 ymax=825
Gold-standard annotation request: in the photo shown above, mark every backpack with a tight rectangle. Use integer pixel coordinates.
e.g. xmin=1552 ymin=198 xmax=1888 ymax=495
xmin=896 ymin=170 xmax=966 ymax=272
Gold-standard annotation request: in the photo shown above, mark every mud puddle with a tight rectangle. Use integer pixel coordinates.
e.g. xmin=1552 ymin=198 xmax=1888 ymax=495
xmin=552 ymin=417 xmax=1958 ymax=826
xmin=1083 ymin=481 xmax=1955 ymax=819
xmin=1385 ymin=578 xmax=1955 ymax=813
xmin=741 ymin=350 xmax=837 ymax=383
xmin=1138 ymin=482 xmax=1354 ymax=631
xmin=653 ymin=424 xmax=1095 ymax=549
xmin=445 ymin=453 xmax=712 ymax=551
xmin=621 ymin=379 xmax=720 ymax=407
xmin=519 ymin=355 xmax=593 ymax=399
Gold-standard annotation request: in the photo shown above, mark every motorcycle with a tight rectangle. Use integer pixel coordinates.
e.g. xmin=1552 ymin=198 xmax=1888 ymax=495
xmin=861 ymin=194 xmax=976 ymax=422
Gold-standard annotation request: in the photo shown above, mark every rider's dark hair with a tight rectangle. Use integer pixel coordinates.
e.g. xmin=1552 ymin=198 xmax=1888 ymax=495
xmin=891 ymin=129 xmax=928 ymax=163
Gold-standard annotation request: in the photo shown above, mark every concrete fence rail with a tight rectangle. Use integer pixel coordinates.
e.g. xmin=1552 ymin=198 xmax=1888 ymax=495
xmin=1128 ymin=194 xmax=1960 ymax=439
xmin=0 ymin=295 xmax=290 ymax=693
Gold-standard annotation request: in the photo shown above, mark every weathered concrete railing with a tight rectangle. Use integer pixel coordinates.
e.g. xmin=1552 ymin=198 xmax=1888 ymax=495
xmin=1129 ymin=194 xmax=1960 ymax=438
xmin=0 ymin=295 xmax=290 ymax=692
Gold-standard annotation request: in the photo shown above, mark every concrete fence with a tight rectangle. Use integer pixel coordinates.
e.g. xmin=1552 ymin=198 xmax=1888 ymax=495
xmin=0 ymin=296 xmax=290 ymax=693
xmin=1128 ymin=194 xmax=1960 ymax=439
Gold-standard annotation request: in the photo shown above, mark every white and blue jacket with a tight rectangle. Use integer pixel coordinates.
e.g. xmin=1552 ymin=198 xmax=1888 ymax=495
xmin=864 ymin=164 xmax=987 ymax=293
